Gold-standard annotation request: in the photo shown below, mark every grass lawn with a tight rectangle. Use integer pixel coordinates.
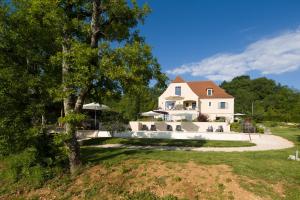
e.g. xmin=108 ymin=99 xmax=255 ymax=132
xmin=79 ymin=126 xmax=300 ymax=199
xmin=81 ymin=137 xmax=256 ymax=147
xmin=1 ymin=125 xmax=299 ymax=199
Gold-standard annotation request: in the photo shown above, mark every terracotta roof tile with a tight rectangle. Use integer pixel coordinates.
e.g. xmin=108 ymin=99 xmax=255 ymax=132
xmin=172 ymin=76 xmax=185 ymax=83
xmin=187 ymin=80 xmax=234 ymax=99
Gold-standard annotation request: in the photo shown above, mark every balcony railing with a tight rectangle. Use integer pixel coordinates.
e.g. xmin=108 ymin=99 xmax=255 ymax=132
xmin=165 ymin=107 xmax=198 ymax=111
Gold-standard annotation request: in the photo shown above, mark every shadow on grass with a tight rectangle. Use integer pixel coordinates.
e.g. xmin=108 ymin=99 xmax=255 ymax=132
xmin=81 ymin=137 xmax=208 ymax=147
xmin=81 ymin=147 xmax=155 ymax=165
xmin=297 ymin=135 xmax=300 ymax=142
xmin=80 ymin=137 xmax=255 ymax=148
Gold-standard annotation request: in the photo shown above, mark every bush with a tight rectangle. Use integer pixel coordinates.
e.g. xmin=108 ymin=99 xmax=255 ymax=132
xmin=255 ymin=126 xmax=265 ymax=133
xmin=0 ymin=148 xmax=46 ymax=187
xmin=0 ymin=140 xmax=66 ymax=189
xmin=197 ymin=113 xmax=208 ymax=122
xmin=230 ymin=122 xmax=242 ymax=132
xmin=215 ymin=117 xmax=226 ymax=122
xmin=156 ymin=118 xmax=163 ymax=121
xmin=269 ymin=121 xmax=279 ymax=127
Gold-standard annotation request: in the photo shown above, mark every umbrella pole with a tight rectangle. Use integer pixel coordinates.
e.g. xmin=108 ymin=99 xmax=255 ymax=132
xmin=95 ymin=110 xmax=97 ymax=130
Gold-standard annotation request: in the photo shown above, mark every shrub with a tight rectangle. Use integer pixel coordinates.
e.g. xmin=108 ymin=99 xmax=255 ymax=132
xmin=177 ymin=119 xmax=189 ymax=122
xmin=230 ymin=122 xmax=242 ymax=132
xmin=256 ymin=126 xmax=265 ymax=133
xmin=215 ymin=117 xmax=226 ymax=122
xmin=0 ymin=148 xmax=46 ymax=187
xmin=269 ymin=121 xmax=279 ymax=127
xmin=0 ymin=144 xmax=64 ymax=188
xmin=197 ymin=113 xmax=208 ymax=122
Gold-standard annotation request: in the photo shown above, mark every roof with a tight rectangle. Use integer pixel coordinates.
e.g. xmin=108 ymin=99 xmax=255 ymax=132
xmin=172 ymin=76 xmax=185 ymax=83
xmin=186 ymin=80 xmax=234 ymax=99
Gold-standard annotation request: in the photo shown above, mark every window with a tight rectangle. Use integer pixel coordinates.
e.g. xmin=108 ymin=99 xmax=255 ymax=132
xmin=192 ymin=102 xmax=196 ymax=109
xmin=175 ymin=86 xmax=181 ymax=96
xmin=209 ymin=102 xmax=211 ymax=107
xmin=219 ymin=102 xmax=226 ymax=109
xmin=207 ymin=88 xmax=213 ymax=96
xmin=165 ymin=101 xmax=175 ymax=110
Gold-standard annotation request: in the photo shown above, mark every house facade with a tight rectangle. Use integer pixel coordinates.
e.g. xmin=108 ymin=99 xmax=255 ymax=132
xmin=158 ymin=76 xmax=234 ymax=122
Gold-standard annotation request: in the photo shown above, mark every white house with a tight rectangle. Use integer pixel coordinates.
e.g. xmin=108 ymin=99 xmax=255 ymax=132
xmin=158 ymin=76 xmax=234 ymax=122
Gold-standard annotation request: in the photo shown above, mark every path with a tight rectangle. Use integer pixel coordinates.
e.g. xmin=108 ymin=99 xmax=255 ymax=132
xmin=89 ymin=134 xmax=294 ymax=152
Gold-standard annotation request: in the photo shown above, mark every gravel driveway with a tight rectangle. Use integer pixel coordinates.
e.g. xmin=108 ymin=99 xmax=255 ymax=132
xmin=90 ymin=134 xmax=294 ymax=152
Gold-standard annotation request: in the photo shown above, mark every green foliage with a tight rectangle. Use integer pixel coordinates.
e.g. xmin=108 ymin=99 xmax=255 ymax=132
xmin=214 ymin=117 xmax=226 ymax=122
xmin=59 ymin=113 xmax=86 ymax=125
xmin=0 ymin=131 xmax=67 ymax=188
xmin=0 ymin=0 xmax=61 ymax=156
xmin=220 ymin=76 xmax=300 ymax=122
xmin=107 ymin=85 xmax=167 ymax=121
xmin=230 ymin=122 xmax=242 ymax=132
xmin=256 ymin=126 xmax=265 ymax=134
xmin=1 ymin=148 xmax=48 ymax=188
xmin=1 ymin=0 xmax=166 ymax=171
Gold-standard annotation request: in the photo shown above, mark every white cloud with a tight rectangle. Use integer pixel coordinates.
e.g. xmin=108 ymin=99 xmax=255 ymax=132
xmin=167 ymin=29 xmax=300 ymax=81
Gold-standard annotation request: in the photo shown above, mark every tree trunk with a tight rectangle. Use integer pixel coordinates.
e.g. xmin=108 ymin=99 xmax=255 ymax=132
xmin=91 ymin=0 xmax=101 ymax=48
xmin=134 ymin=94 xmax=141 ymax=120
xmin=65 ymin=121 xmax=81 ymax=174
xmin=62 ymin=33 xmax=82 ymax=174
xmin=61 ymin=0 xmax=101 ymax=174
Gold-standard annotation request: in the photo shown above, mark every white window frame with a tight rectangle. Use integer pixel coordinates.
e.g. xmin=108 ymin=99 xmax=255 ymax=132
xmin=207 ymin=88 xmax=213 ymax=96
xmin=175 ymin=86 xmax=181 ymax=96
xmin=219 ymin=102 xmax=227 ymax=109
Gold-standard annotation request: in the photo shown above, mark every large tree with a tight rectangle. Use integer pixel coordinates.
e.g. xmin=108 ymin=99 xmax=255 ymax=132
xmin=0 ymin=0 xmax=166 ymax=174
xmin=49 ymin=0 xmax=166 ymax=173
xmin=0 ymin=0 xmax=61 ymax=155
xmin=220 ymin=76 xmax=300 ymax=122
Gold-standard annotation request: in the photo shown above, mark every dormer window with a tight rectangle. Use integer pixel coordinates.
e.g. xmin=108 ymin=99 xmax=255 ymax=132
xmin=207 ymin=88 xmax=213 ymax=96
xmin=175 ymin=86 xmax=181 ymax=96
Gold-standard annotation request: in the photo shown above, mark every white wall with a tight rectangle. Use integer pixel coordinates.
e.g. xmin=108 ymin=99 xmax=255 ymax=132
xmin=158 ymin=82 xmax=198 ymax=110
xmin=76 ymin=130 xmax=258 ymax=141
xmin=77 ymin=130 xmax=111 ymax=139
xmin=200 ymin=98 xmax=234 ymax=122
xmin=130 ymin=121 xmax=230 ymax=132
xmin=113 ymin=131 xmax=258 ymax=141
xmin=158 ymin=82 xmax=234 ymax=122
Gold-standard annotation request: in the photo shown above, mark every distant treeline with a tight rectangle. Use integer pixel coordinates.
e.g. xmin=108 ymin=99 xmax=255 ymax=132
xmin=220 ymin=76 xmax=300 ymax=122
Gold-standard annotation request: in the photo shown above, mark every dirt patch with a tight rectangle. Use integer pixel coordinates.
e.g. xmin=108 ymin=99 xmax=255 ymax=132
xmin=27 ymin=160 xmax=285 ymax=200
xmin=273 ymin=183 xmax=285 ymax=198
xmin=123 ymin=160 xmax=263 ymax=200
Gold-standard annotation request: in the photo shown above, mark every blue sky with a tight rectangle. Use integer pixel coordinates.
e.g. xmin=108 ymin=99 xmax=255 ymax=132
xmin=137 ymin=0 xmax=300 ymax=89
